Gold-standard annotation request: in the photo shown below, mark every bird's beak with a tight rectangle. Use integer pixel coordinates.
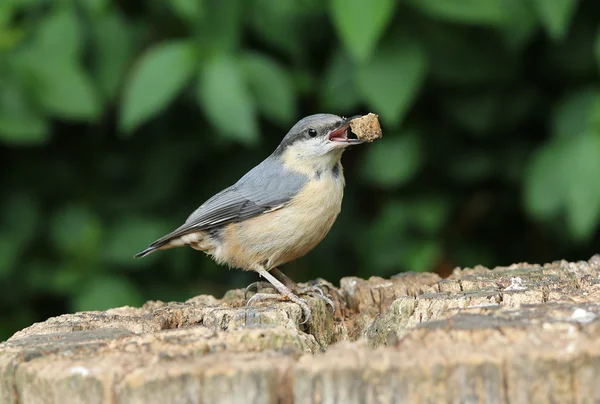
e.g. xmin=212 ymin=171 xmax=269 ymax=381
xmin=328 ymin=116 xmax=364 ymax=145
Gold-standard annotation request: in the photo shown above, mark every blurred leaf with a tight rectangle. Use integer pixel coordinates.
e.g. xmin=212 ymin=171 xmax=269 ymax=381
xmin=449 ymin=150 xmax=495 ymax=183
xmin=3 ymin=194 xmax=40 ymax=245
xmin=0 ymin=84 xmax=49 ymax=144
xmin=36 ymin=6 xmax=81 ymax=60
xmin=0 ymin=2 xmax=24 ymax=51
xmin=500 ymin=87 xmax=538 ymax=130
xmin=595 ymin=26 xmax=600 ymax=72
xmin=552 ymin=88 xmax=600 ymax=139
xmin=500 ymin=0 xmax=539 ymax=49
xmin=355 ymin=40 xmax=427 ymax=126
xmin=27 ymin=262 xmax=86 ymax=295
xmin=320 ymin=49 xmax=360 ymax=113
xmin=249 ymin=0 xmax=304 ymax=59
xmin=14 ymin=48 xmax=102 ymax=120
xmin=407 ymin=0 xmax=508 ymax=26
xmin=27 ymin=260 xmax=65 ymax=293
xmin=242 ymin=52 xmax=296 ymax=125
xmin=120 ymin=40 xmax=197 ymax=133
xmin=499 ymin=142 xmax=530 ymax=184
xmin=523 ymin=139 xmax=565 ymax=220
xmin=50 ymin=205 xmax=103 ymax=258
xmin=0 ymin=308 xmax=34 ymax=341
xmin=0 ymin=3 xmax=14 ymax=28
xmin=39 ymin=62 xmax=100 ymax=120
xmin=361 ymin=200 xmax=408 ymax=271
xmin=292 ymin=69 xmax=315 ymax=96
xmin=403 ymin=239 xmax=441 ymax=272
xmin=104 ymin=217 xmax=170 ymax=266
xmin=563 ymin=132 xmax=600 ymax=240
xmin=0 ymin=235 xmax=20 ymax=278
xmin=73 ymin=276 xmax=144 ymax=312
xmin=169 ymin=0 xmax=203 ymax=22
xmin=454 ymin=245 xmax=494 ymax=269
xmin=51 ymin=265 xmax=89 ymax=294
xmin=543 ymin=20 xmax=596 ymax=81
xmin=404 ymin=198 xmax=451 ymax=235
xmin=0 ymin=114 xmax=48 ymax=144
xmin=198 ymin=54 xmax=258 ymax=143
xmin=359 ymin=199 xmax=442 ymax=273
xmin=6 ymin=0 xmax=39 ymax=7
xmin=198 ymin=0 xmax=243 ymax=52
xmin=527 ymin=88 xmax=600 ymax=238
xmin=0 ymin=27 xmax=24 ymax=53
xmin=80 ymin=0 xmax=109 ymax=14
xmin=530 ymin=0 xmax=578 ymax=41
xmin=330 ymin=0 xmax=396 ymax=62
xmin=362 ymin=131 xmax=422 ymax=188
xmin=421 ymin=24 xmax=517 ymax=85
xmin=92 ymin=11 xmax=135 ymax=101
xmin=441 ymin=92 xmax=500 ymax=135
xmin=360 ymin=198 xmax=446 ymax=273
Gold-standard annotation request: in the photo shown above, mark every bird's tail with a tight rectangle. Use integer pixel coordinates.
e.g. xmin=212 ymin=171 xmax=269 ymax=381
xmin=134 ymin=230 xmax=190 ymax=258
xmin=134 ymin=246 xmax=158 ymax=258
xmin=134 ymin=224 xmax=203 ymax=259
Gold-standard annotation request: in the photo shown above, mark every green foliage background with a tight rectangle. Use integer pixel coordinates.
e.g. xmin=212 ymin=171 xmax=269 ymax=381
xmin=1 ymin=0 xmax=599 ymax=340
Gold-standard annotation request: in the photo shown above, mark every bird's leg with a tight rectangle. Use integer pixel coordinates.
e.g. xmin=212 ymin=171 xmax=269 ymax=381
xmin=270 ymin=268 xmax=335 ymax=313
xmin=245 ymin=267 xmax=334 ymax=317
xmin=244 ymin=268 xmax=293 ymax=298
xmin=244 ymin=267 xmax=298 ymax=299
xmin=269 ymin=268 xmax=296 ymax=287
xmin=247 ymin=265 xmax=313 ymax=324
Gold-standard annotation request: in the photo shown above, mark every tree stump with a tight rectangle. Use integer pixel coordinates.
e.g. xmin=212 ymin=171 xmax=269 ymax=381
xmin=1 ymin=256 xmax=600 ymax=403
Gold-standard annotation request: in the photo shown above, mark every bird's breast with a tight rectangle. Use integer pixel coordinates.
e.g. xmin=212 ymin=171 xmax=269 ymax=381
xmin=216 ymin=165 xmax=345 ymax=269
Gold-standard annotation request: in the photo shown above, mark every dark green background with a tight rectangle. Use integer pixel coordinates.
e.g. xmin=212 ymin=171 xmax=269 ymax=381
xmin=1 ymin=0 xmax=599 ymax=340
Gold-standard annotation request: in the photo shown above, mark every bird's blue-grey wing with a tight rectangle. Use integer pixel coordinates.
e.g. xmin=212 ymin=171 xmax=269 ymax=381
xmin=143 ymin=157 xmax=307 ymax=249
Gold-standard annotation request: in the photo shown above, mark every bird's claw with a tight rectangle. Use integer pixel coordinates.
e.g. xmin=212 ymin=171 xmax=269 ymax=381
xmin=298 ymin=282 xmax=332 ymax=296
xmin=246 ymin=292 xmax=285 ymax=306
xmin=296 ymin=285 xmax=324 ymax=296
xmin=244 ymin=281 xmax=274 ymax=299
xmin=244 ymin=278 xmax=334 ymax=323
xmin=246 ymin=292 xmax=312 ymax=324
xmin=306 ymin=291 xmax=335 ymax=315
xmin=294 ymin=284 xmax=335 ymax=314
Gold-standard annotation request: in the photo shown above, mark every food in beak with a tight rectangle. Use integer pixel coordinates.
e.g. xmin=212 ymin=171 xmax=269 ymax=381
xmin=349 ymin=113 xmax=382 ymax=142
xmin=328 ymin=124 xmax=357 ymax=143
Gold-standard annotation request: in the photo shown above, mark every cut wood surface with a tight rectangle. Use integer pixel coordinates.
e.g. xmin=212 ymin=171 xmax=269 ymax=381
xmin=2 ymin=256 xmax=600 ymax=403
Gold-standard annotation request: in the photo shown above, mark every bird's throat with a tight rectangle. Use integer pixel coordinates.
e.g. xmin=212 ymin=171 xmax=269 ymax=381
xmin=282 ymin=147 xmax=344 ymax=177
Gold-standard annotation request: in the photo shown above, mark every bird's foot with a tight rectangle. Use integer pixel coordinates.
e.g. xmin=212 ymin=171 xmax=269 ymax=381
xmin=246 ymin=292 xmax=312 ymax=324
xmin=244 ymin=281 xmax=274 ymax=299
xmin=245 ymin=281 xmax=334 ymax=315
xmin=294 ymin=284 xmax=335 ymax=314
xmin=247 ymin=266 xmax=336 ymax=324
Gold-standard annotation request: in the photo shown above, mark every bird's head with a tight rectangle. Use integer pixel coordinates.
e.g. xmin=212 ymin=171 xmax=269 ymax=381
xmin=275 ymin=114 xmax=363 ymax=174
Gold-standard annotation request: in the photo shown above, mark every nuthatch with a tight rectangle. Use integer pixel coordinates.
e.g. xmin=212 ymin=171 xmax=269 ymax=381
xmin=135 ymin=114 xmax=364 ymax=322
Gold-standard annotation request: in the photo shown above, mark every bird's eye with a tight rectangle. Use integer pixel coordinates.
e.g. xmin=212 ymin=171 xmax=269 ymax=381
xmin=308 ymin=129 xmax=317 ymax=138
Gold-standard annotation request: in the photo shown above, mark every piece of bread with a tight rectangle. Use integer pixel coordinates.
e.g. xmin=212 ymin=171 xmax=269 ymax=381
xmin=349 ymin=113 xmax=382 ymax=142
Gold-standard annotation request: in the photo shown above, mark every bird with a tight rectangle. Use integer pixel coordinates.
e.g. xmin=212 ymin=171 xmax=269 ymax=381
xmin=135 ymin=113 xmax=365 ymax=323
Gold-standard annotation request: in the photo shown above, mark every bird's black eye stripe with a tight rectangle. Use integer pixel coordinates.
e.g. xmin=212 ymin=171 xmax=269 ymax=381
xmin=308 ymin=128 xmax=317 ymax=137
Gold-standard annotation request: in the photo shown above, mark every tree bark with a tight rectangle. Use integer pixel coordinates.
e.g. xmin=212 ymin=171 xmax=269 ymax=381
xmin=1 ymin=256 xmax=600 ymax=403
